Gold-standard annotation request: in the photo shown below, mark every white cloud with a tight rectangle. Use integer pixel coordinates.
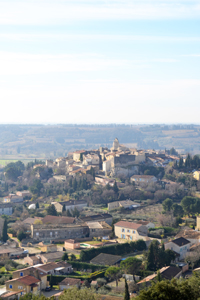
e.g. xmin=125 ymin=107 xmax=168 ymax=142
xmin=0 ymin=0 xmax=200 ymax=25
xmin=1 ymin=33 xmax=200 ymax=43
xmin=1 ymin=78 xmax=200 ymax=124
xmin=0 ymin=52 xmax=178 ymax=76
xmin=0 ymin=52 xmax=129 ymax=75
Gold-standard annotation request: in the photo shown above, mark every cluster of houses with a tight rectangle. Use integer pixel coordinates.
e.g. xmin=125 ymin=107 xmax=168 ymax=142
xmin=2 ymin=213 xmax=200 ymax=299
xmin=46 ymin=138 xmax=179 ymax=179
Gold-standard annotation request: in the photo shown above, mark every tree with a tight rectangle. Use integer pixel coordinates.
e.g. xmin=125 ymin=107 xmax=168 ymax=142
xmin=59 ymin=287 xmax=100 ymax=300
xmin=49 ymin=274 xmax=53 ymax=288
xmin=46 ymin=204 xmax=57 ymax=216
xmin=162 ymin=198 xmax=173 ymax=212
xmin=66 ymin=209 xmax=72 ymax=217
xmin=29 ymin=179 xmax=43 ymax=196
xmin=181 ymin=196 xmax=196 ymax=215
xmin=62 ymin=252 xmax=69 ymax=261
xmin=62 ymin=204 xmax=66 ymax=212
xmin=2 ymin=218 xmax=8 ymax=242
xmin=113 ymin=181 xmax=119 ymax=194
xmin=124 ymin=278 xmax=130 ymax=300
xmin=136 ymin=278 xmax=196 ymax=300
xmin=120 ymin=257 xmax=142 ymax=279
xmin=70 ymin=254 xmax=76 ymax=261
xmin=105 ymin=266 xmax=121 ymax=286
xmin=172 ymin=203 xmax=184 ymax=217
xmin=17 ymin=231 xmax=26 ymax=241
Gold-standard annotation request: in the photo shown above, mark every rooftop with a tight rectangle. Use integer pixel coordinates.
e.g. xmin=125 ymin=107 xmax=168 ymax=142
xmin=171 ymin=237 xmax=190 ymax=247
xmin=59 ymin=277 xmax=81 ymax=286
xmin=114 ymin=221 xmax=142 ymax=230
xmin=42 ymin=215 xmax=75 ymax=225
xmin=90 ymin=253 xmax=122 ymax=266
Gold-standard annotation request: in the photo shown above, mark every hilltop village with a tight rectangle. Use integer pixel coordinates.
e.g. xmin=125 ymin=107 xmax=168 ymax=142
xmin=1 ymin=139 xmax=200 ymax=299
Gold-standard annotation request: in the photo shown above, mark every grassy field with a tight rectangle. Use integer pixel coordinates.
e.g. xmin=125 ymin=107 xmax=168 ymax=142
xmin=0 ymin=159 xmax=35 ymax=167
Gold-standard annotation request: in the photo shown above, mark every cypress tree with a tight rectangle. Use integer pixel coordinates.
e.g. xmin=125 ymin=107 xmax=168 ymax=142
xmin=2 ymin=218 xmax=8 ymax=242
xmin=124 ymin=278 xmax=130 ymax=300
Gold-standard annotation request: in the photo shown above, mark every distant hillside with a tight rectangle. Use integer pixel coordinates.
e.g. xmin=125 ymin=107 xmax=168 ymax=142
xmin=0 ymin=124 xmax=199 ymax=159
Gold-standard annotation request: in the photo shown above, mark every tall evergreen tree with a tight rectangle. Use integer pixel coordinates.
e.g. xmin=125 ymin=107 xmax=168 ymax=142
xmin=2 ymin=218 xmax=8 ymax=242
xmin=62 ymin=204 xmax=66 ymax=212
xmin=113 ymin=181 xmax=119 ymax=194
xmin=124 ymin=279 xmax=130 ymax=300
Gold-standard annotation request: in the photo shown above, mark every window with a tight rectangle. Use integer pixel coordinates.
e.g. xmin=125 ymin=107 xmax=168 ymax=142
xmin=9 ymin=285 xmax=12 ymax=289
xmin=127 ymin=229 xmax=130 ymax=233
xmin=50 ymin=232 xmax=52 ymax=237
xmin=20 ymin=272 xmax=23 ymax=276
xmin=36 ymin=232 xmax=39 ymax=236
xmin=121 ymin=228 xmax=125 ymax=232
xmin=18 ymin=286 xmax=23 ymax=290
xmin=130 ymin=236 xmax=132 ymax=240
xmin=121 ymin=234 xmax=123 ymax=238
xmin=132 ymin=230 xmax=135 ymax=234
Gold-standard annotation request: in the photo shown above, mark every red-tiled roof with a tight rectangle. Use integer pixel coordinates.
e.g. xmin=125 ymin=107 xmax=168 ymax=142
xmin=19 ymin=276 xmax=40 ymax=286
xmin=114 ymin=221 xmax=142 ymax=230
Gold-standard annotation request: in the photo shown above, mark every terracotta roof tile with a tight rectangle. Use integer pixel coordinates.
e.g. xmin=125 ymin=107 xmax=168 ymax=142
xmin=114 ymin=221 xmax=142 ymax=230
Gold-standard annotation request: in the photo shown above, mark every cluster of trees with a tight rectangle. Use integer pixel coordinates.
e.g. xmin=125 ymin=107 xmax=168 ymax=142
xmin=178 ymin=154 xmax=200 ymax=169
xmin=105 ymin=257 xmax=142 ymax=287
xmin=162 ymin=196 xmax=200 ymax=217
xmin=146 ymin=240 xmax=175 ymax=271
xmin=136 ymin=273 xmax=200 ymax=300
xmin=80 ymin=240 xmax=146 ymax=262
xmin=4 ymin=161 xmax=25 ymax=181
xmin=162 ymin=198 xmax=184 ymax=217
xmin=69 ymin=177 xmax=90 ymax=192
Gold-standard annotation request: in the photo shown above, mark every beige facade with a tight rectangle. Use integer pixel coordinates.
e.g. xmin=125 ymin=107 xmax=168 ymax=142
xmin=194 ymin=171 xmax=200 ymax=181
xmin=114 ymin=221 xmax=148 ymax=241
xmin=108 ymin=200 xmax=140 ymax=211
xmin=196 ymin=217 xmax=200 ymax=231
xmin=65 ymin=239 xmax=80 ymax=250
xmin=39 ymin=244 xmax=57 ymax=253
xmin=6 ymin=276 xmax=41 ymax=295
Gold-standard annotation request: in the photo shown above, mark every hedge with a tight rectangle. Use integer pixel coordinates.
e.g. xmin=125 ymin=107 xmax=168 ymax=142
xmin=70 ymin=261 xmax=106 ymax=272
xmin=80 ymin=239 xmax=146 ymax=262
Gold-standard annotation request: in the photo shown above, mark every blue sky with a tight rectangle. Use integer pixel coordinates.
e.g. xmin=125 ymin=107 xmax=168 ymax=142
xmin=0 ymin=0 xmax=200 ymax=124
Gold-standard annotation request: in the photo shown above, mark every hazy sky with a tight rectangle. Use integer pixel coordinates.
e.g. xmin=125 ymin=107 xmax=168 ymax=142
xmin=0 ymin=0 xmax=200 ymax=124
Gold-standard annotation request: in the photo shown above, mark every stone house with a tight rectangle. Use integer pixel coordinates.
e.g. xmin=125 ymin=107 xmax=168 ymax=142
xmin=31 ymin=223 xmax=89 ymax=242
xmin=52 ymin=200 xmax=87 ymax=213
xmin=24 ymin=256 xmax=41 ymax=266
xmin=86 ymin=221 xmax=112 ymax=238
xmin=80 ymin=213 xmax=113 ymax=226
xmin=114 ymin=220 xmax=148 ymax=241
xmin=38 ymin=242 xmax=57 ymax=253
xmin=38 ymin=252 xmax=64 ymax=263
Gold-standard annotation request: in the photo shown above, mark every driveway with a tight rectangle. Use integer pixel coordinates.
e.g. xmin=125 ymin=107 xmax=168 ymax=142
xmin=41 ymin=289 xmax=60 ymax=297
